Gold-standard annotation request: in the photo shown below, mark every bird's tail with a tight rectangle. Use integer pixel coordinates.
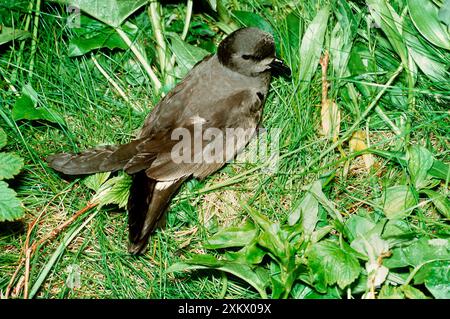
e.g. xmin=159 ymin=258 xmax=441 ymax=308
xmin=127 ymin=171 xmax=184 ymax=255
xmin=47 ymin=140 xmax=142 ymax=175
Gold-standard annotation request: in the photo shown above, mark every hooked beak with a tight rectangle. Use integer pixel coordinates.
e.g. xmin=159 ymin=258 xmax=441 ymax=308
xmin=269 ymin=57 xmax=291 ymax=78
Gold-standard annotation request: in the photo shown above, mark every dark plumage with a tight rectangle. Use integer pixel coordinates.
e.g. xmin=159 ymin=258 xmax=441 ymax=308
xmin=48 ymin=27 xmax=290 ymax=255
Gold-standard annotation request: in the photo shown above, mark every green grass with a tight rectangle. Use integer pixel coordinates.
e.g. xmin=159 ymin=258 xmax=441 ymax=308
xmin=0 ymin=0 xmax=449 ymax=299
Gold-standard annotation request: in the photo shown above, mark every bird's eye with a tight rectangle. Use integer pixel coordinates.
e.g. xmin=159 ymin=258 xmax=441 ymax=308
xmin=242 ymin=55 xmax=252 ymax=60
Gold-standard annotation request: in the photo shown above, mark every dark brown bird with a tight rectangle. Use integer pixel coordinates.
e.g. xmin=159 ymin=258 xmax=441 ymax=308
xmin=48 ymin=27 xmax=290 ymax=255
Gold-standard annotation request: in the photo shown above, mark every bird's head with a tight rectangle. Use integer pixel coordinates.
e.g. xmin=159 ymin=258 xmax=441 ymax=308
xmin=218 ymin=27 xmax=291 ymax=78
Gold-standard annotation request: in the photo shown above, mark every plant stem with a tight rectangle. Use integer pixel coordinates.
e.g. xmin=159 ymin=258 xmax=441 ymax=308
xmin=149 ymin=1 xmax=167 ymax=74
xmin=28 ymin=0 xmax=41 ymax=81
xmin=115 ymin=27 xmax=162 ymax=91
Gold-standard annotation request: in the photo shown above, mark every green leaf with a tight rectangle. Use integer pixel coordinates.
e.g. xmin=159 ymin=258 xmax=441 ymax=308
xmin=381 ymin=185 xmax=416 ymax=219
xmin=0 ymin=128 xmax=7 ymax=149
xmin=298 ymin=6 xmax=330 ymax=92
xmin=0 ymin=181 xmax=24 ymax=222
xmin=0 ymin=26 xmax=30 ymax=46
xmin=421 ymin=189 xmax=450 ymax=218
xmin=0 ymin=152 xmax=24 ymax=180
xmin=231 ymin=11 xmax=275 ymax=37
xmin=378 ymin=284 xmax=405 ymax=299
xmin=168 ymin=33 xmax=210 ymax=77
xmin=384 ymin=238 xmax=450 ymax=268
xmin=83 ymin=172 xmax=111 ymax=192
xmin=68 ymin=16 xmax=136 ymax=57
xmin=288 ymin=181 xmax=320 ymax=236
xmin=225 ymin=242 xmax=266 ymax=265
xmin=408 ymin=0 xmax=450 ymax=50
xmin=367 ymin=0 xmax=408 ymax=64
xmin=204 ymin=221 xmax=257 ymax=249
xmin=345 ymin=214 xmax=376 ymax=242
xmin=439 ymin=0 xmax=450 ymax=27
xmin=403 ymin=17 xmax=449 ymax=83
xmin=98 ymin=174 xmax=132 ymax=208
xmin=167 ymin=255 xmax=269 ymax=298
xmin=401 ymin=285 xmax=428 ymax=299
xmin=414 ymin=261 xmax=450 ymax=299
xmin=285 ymin=12 xmax=302 ymax=53
xmin=12 ymin=84 xmax=65 ymax=125
xmin=370 ymin=148 xmax=449 ymax=181
xmin=51 ymin=0 xmax=147 ymax=28
xmin=307 ymin=240 xmax=361 ymax=289
xmin=407 ymin=145 xmax=434 ymax=189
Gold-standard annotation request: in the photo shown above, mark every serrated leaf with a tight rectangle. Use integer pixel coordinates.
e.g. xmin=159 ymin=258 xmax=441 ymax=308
xmin=307 ymin=240 xmax=361 ymax=289
xmin=51 ymin=0 xmax=147 ymax=28
xmin=408 ymin=0 xmax=450 ymax=50
xmin=0 ymin=181 xmax=24 ymax=221
xmin=204 ymin=221 xmax=257 ymax=249
xmin=0 ymin=128 xmax=7 ymax=149
xmin=98 ymin=174 xmax=132 ymax=208
xmin=381 ymin=185 xmax=416 ymax=219
xmin=407 ymin=146 xmax=434 ymax=190
xmin=298 ymin=7 xmax=330 ymax=92
xmin=0 ymin=152 xmax=24 ymax=180
xmin=83 ymin=172 xmax=111 ymax=192
xmin=421 ymin=189 xmax=450 ymax=218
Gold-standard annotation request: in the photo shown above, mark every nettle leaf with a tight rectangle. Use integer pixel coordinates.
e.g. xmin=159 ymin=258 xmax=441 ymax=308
xmin=406 ymin=146 xmax=434 ymax=189
xmin=83 ymin=172 xmax=111 ymax=192
xmin=384 ymin=238 xmax=450 ymax=269
xmin=52 ymin=0 xmax=147 ymax=28
xmin=0 ymin=181 xmax=24 ymax=221
xmin=98 ymin=174 xmax=132 ymax=208
xmin=414 ymin=261 xmax=450 ymax=299
xmin=307 ymin=240 xmax=361 ymax=289
xmin=0 ymin=152 xmax=24 ymax=180
xmin=408 ymin=0 xmax=450 ymax=50
xmin=204 ymin=221 xmax=257 ymax=249
xmin=12 ymin=84 xmax=65 ymax=125
xmin=0 ymin=127 xmax=7 ymax=149
xmin=381 ymin=185 xmax=417 ymax=219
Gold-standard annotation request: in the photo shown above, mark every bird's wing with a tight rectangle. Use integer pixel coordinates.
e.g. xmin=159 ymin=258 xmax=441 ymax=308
xmin=124 ymin=89 xmax=263 ymax=181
